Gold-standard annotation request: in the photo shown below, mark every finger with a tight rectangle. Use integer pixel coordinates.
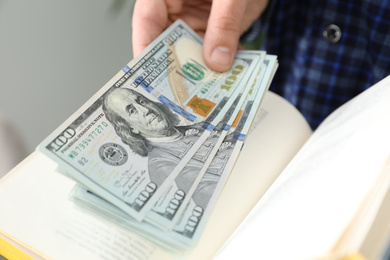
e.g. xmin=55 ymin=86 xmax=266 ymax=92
xmin=203 ymin=0 xmax=249 ymax=72
xmin=132 ymin=0 xmax=169 ymax=57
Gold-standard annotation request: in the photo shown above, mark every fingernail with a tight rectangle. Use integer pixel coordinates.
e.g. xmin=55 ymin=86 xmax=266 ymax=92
xmin=211 ymin=46 xmax=232 ymax=65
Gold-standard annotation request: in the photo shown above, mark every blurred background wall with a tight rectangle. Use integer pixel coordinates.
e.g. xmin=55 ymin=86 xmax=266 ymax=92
xmin=0 ymin=0 xmax=135 ymax=173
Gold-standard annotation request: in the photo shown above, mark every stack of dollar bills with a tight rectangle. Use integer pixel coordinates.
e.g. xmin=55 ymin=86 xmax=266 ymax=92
xmin=37 ymin=20 xmax=278 ymax=252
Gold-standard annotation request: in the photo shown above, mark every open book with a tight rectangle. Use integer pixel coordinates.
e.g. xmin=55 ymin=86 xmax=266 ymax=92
xmin=1 ymin=75 xmax=390 ymax=260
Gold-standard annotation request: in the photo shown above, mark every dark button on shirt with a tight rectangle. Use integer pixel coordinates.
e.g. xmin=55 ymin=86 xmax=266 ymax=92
xmin=323 ymin=24 xmax=342 ymax=43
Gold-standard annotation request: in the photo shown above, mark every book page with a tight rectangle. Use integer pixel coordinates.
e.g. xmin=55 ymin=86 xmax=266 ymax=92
xmin=357 ymin=160 xmax=390 ymax=260
xmin=0 ymin=91 xmax=311 ymax=260
xmin=0 ymin=152 xmax=173 ymax=260
xmin=216 ymin=76 xmax=390 ymax=260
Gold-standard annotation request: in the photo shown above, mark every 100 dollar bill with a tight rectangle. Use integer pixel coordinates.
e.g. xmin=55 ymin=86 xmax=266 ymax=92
xmin=37 ymin=19 xmax=262 ymax=221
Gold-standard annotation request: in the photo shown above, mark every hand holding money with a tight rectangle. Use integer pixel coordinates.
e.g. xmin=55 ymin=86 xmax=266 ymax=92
xmin=132 ymin=0 xmax=269 ymax=72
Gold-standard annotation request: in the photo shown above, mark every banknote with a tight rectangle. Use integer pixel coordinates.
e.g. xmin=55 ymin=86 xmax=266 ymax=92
xmin=169 ymin=55 xmax=279 ymax=247
xmin=68 ymin=56 xmax=278 ymax=250
xmin=144 ymin=58 xmax=265 ymax=230
xmin=37 ymin=19 xmax=262 ymax=221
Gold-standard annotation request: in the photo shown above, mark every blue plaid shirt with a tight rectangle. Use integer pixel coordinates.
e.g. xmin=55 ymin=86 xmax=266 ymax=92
xmin=243 ymin=0 xmax=390 ymax=129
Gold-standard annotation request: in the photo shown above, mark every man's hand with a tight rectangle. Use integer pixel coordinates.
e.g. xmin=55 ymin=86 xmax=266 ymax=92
xmin=132 ymin=0 xmax=269 ymax=72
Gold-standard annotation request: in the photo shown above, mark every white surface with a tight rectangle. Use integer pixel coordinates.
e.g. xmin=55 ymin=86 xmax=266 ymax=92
xmin=0 ymin=0 xmax=134 ymax=157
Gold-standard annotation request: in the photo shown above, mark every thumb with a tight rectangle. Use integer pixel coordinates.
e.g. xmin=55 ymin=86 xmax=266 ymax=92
xmin=203 ymin=0 xmax=249 ymax=72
